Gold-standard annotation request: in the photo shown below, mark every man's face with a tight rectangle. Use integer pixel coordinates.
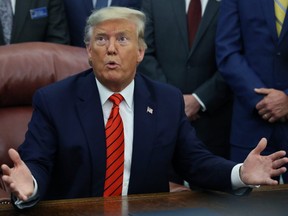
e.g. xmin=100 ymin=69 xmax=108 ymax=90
xmin=87 ymin=19 xmax=145 ymax=92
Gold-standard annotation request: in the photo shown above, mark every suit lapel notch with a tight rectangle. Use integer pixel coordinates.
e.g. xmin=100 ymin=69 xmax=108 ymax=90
xmin=261 ymin=0 xmax=279 ymax=42
xmin=171 ymin=0 xmax=189 ymax=51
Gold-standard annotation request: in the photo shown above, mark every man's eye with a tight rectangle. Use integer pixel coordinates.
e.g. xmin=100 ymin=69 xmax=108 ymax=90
xmin=96 ymin=36 xmax=107 ymax=45
xmin=118 ymin=36 xmax=128 ymax=44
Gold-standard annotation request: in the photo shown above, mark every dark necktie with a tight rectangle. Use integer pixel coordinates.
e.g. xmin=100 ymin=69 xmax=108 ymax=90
xmin=0 ymin=0 xmax=13 ymax=44
xmin=95 ymin=0 xmax=108 ymax=9
xmin=103 ymin=93 xmax=125 ymax=197
xmin=187 ymin=0 xmax=202 ymax=47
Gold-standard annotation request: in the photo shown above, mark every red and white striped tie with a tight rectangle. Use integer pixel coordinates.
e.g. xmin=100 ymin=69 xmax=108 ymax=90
xmin=103 ymin=93 xmax=125 ymax=197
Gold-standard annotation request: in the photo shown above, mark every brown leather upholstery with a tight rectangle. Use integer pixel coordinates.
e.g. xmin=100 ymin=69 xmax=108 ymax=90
xmin=0 ymin=42 xmax=90 ymax=203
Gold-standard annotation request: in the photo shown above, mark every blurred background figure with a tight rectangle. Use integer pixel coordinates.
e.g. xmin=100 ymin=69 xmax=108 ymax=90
xmin=138 ymin=0 xmax=232 ymax=159
xmin=0 ymin=0 xmax=70 ymax=46
xmin=63 ymin=0 xmax=143 ymax=47
xmin=216 ymin=0 xmax=288 ymax=182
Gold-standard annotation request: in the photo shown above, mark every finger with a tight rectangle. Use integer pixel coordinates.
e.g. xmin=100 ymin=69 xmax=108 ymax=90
xmin=2 ymin=175 xmax=11 ymax=186
xmin=262 ymin=113 xmax=270 ymax=120
xmin=9 ymin=184 xmax=28 ymax=201
xmin=1 ymin=164 xmax=12 ymax=176
xmin=255 ymin=101 xmax=264 ymax=110
xmin=263 ymin=178 xmax=279 ymax=185
xmin=258 ymin=108 xmax=266 ymax=116
xmin=268 ymin=150 xmax=287 ymax=162
xmin=271 ymin=156 xmax=288 ymax=169
xmin=270 ymin=167 xmax=287 ymax=178
xmin=268 ymin=116 xmax=277 ymax=123
xmin=252 ymin=138 xmax=267 ymax=155
xmin=254 ymin=88 xmax=271 ymax=95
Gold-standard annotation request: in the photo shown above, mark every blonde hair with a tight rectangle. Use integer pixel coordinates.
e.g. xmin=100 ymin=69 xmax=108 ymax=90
xmin=84 ymin=7 xmax=147 ymax=49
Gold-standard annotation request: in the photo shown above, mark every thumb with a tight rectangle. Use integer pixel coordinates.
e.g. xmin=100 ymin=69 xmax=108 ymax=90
xmin=8 ymin=149 xmax=23 ymax=167
xmin=252 ymin=138 xmax=267 ymax=155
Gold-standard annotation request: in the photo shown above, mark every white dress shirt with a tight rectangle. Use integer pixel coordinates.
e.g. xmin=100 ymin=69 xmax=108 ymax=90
xmin=185 ymin=0 xmax=209 ymax=15
xmin=10 ymin=0 xmax=15 ymax=14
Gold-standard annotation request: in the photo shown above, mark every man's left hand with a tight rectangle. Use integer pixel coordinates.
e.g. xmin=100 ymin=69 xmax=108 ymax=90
xmin=240 ymin=138 xmax=288 ymax=185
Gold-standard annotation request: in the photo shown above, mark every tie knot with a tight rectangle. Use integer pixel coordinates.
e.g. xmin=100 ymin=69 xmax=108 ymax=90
xmin=109 ymin=94 xmax=124 ymax=106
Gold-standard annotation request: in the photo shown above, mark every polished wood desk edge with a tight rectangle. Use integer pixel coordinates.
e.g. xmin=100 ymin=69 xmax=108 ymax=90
xmin=0 ymin=184 xmax=287 ymax=210
xmin=253 ymin=183 xmax=288 ymax=191
xmin=38 ymin=184 xmax=288 ymax=205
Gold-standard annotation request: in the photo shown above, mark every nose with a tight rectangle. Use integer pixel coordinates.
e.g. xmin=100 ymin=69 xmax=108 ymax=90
xmin=107 ymin=38 xmax=117 ymax=55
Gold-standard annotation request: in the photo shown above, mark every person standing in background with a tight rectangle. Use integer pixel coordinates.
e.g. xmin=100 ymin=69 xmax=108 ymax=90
xmin=63 ymin=0 xmax=142 ymax=47
xmin=138 ymin=0 xmax=232 ymax=159
xmin=216 ymin=0 xmax=288 ymax=182
xmin=0 ymin=0 xmax=70 ymax=45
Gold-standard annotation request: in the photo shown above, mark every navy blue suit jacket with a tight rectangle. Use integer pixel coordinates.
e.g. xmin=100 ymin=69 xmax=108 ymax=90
xmin=216 ymin=0 xmax=288 ymax=153
xmin=18 ymin=69 xmax=235 ymax=200
xmin=63 ymin=0 xmax=142 ymax=47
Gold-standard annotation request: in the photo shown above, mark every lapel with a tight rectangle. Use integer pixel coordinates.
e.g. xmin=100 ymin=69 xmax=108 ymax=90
xmin=76 ymin=70 xmax=107 ymax=196
xmin=12 ymin=0 xmax=33 ymax=42
xmin=279 ymin=5 xmax=288 ymax=42
xmin=171 ymin=0 xmax=189 ymax=53
xmin=128 ymin=74 xmax=157 ymax=193
xmin=261 ymin=0 xmax=279 ymax=43
xmin=189 ymin=0 xmax=220 ymax=56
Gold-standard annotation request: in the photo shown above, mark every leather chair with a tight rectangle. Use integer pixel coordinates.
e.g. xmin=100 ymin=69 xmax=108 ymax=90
xmin=0 ymin=42 xmax=90 ymax=204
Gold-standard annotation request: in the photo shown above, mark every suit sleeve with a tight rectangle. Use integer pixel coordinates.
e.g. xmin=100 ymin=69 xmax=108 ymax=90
xmin=172 ymin=90 xmax=235 ymax=191
xmin=18 ymin=90 xmax=58 ymax=200
xmin=216 ymin=0 xmax=265 ymax=111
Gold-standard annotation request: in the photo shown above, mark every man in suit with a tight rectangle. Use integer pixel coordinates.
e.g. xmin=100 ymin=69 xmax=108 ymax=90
xmin=1 ymin=7 xmax=287 ymax=209
xmin=63 ymin=0 xmax=142 ymax=47
xmin=138 ymin=0 xmax=232 ymax=159
xmin=216 ymin=0 xmax=288 ymax=182
xmin=0 ymin=0 xmax=69 ymax=45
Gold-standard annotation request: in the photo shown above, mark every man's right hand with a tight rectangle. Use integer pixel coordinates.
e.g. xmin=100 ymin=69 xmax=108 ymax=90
xmin=1 ymin=149 xmax=34 ymax=201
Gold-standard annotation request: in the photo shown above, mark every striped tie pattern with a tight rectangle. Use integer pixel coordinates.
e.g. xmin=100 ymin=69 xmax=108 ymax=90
xmin=103 ymin=93 xmax=124 ymax=197
xmin=275 ymin=0 xmax=288 ymax=36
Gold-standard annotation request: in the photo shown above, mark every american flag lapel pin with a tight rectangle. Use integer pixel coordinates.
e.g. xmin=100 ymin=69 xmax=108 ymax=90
xmin=146 ymin=106 xmax=153 ymax=114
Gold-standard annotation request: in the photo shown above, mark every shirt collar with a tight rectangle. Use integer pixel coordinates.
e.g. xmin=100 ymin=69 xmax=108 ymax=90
xmin=96 ymin=78 xmax=134 ymax=109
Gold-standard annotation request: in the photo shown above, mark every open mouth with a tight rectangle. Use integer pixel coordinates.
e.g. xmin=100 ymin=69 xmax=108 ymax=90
xmin=106 ymin=61 xmax=119 ymax=69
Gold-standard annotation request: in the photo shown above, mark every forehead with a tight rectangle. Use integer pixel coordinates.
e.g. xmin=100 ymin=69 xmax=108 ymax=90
xmin=93 ymin=19 xmax=137 ymax=35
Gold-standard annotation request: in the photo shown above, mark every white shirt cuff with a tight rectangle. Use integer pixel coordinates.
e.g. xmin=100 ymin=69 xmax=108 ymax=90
xmin=192 ymin=93 xmax=206 ymax=112
xmin=14 ymin=176 xmax=39 ymax=209
xmin=231 ymin=163 xmax=260 ymax=195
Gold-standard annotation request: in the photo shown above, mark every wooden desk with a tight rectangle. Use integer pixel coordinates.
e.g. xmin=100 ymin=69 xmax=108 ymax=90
xmin=0 ymin=185 xmax=287 ymax=216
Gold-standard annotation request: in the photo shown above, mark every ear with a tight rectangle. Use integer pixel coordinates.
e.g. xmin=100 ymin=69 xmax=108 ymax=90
xmin=86 ymin=44 xmax=92 ymax=59
xmin=137 ymin=47 xmax=145 ymax=64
